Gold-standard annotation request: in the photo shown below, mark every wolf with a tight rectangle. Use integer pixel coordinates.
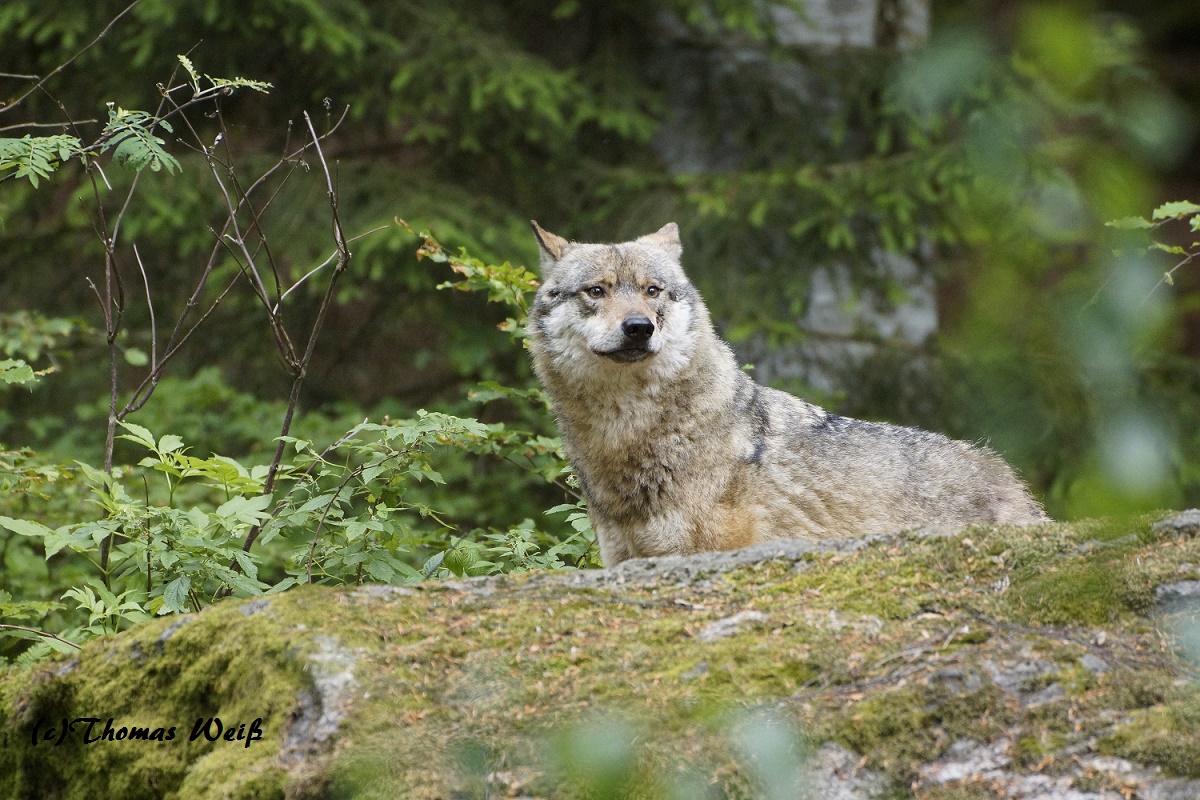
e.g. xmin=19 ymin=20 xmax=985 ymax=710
xmin=526 ymin=221 xmax=1048 ymax=566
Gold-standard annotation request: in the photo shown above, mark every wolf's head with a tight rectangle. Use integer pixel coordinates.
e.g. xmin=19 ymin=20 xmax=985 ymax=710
xmin=527 ymin=222 xmax=702 ymax=377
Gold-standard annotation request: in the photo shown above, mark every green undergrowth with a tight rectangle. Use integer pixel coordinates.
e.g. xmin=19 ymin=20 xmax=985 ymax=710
xmin=0 ymin=513 xmax=1197 ymax=797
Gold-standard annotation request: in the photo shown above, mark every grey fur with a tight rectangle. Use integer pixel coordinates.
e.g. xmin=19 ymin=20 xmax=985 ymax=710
xmin=527 ymin=221 xmax=1048 ymax=566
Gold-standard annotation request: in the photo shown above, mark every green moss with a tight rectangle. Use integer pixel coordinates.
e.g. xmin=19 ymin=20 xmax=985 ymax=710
xmin=1012 ymin=729 xmax=1069 ymax=769
xmin=825 ymin=681 xmax=1008 ymax=776
xmin=1098 ymin=685 xmax=1200 ymax=777
xmin=1006 ymin=549 xmax=1145 ymax=626
xmin=1103 ymin=668 xmax=1175 ymax=711
xmin=0 ymin=588 xmax=339 ymax=799
xmin=3 ymin=514 xmax=1197 ymax=797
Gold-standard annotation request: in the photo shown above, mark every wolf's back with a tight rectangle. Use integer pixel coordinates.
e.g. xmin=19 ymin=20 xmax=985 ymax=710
xmin=753 ymin=385 xmax=1048 ymax=538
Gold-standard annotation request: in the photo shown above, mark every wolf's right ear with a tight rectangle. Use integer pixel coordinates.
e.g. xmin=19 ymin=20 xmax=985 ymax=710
xmin=530 ymin=220 xmax=570 ymax=265
xmin=636 ymin=222 xmax=682 ymax=260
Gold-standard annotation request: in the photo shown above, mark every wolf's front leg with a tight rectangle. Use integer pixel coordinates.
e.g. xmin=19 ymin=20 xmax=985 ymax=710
xmin=593 ymin=519 xmax=634 ymax=567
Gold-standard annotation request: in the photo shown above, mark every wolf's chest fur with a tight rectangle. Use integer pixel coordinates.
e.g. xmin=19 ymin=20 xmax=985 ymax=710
xmin=561 ymin=388 xmax=715 ymax=521
xmin=526 ymin=221 xmax=1048 ymax=566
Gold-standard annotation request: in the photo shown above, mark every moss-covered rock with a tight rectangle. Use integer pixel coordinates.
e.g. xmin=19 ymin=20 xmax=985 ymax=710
xmin=2 ymin=512 xmax=1199 ymax=798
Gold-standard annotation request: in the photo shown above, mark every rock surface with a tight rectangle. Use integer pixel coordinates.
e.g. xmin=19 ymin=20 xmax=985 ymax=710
xmin=2 ymin=512 xmax=1199 ymax=799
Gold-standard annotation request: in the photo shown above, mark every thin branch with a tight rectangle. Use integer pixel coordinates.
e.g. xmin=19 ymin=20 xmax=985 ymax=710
xmin=133 ymin=244 xmax=157 ymax=368
xmin=84 ymin=277 xmax=105 ymax=310
xmin=1140 ymin=251 xmax=1197 ymax=308
xmin=306 ymin=111 xmax=340 ymax=199
xmin=0 ymin=119 xmax=99 ymax=133
xmin=157 ymin=223 xmax=239 ymax=369
xmin=79 ymin=145 xmax=127 ymax=584
xmin=237 ymin=110 xmax=354 ymax=563
xmin=0 ymin=624 xmax=82 ymax=651
xmin=0 ymin=0 xmax=143 ymax=117
xmin=274 ymin=225 xmax=388 ymax=312
xmin=169 ymin=94 xmax=298 ymax=365
xmin=215 ymin=104 xmax=285 ymax=305
xmin=264 ymin=418 xmax=369 ymax=512
xmin=121 ymin=103 xmax=349 ymax=418
xmin=122 ymin=270 xmax=242 ymax=415
xmin=306 ymin=468 xmax=366 ymax=583
xmin=92 ymin=162 xmax=113 ymax=192
xmin=276 ymin=254 xmax=340 ymax=312
xmin=304 ymin=445 xmax=415 ymax=582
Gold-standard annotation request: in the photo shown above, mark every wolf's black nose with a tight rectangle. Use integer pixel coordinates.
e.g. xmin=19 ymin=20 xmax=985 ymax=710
xmin=622 ymin=316 xmax=655 ymax=341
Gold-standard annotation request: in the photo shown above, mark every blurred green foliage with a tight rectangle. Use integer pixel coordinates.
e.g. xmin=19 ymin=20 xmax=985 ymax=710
xmin=1 ymin=0 xmax=1198 ymax=656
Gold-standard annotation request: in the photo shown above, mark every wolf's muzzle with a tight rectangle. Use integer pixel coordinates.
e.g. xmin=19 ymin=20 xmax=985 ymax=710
xmin=622 ymin=316 xmax=654 ymax=342
xmin=595 ymin=316 xmax=656 ymax=363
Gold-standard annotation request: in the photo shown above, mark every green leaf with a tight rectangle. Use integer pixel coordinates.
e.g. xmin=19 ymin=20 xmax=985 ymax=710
xmin=0 ymin=359 xmax=37 ymax=385
xmin=1104 ymin=216 xmax=1154 ymax=230
xmin=42 ymin=524 xmax=97 ymax=559
xmin=156 ymin=434 xmax=185 ymax=454
xmin=117 ymin=420 xmax=157 ymax=449
xmin=62 ymin=586 xmax=98 ymax=613
xmin=1152 ymin=200 xmax=1200 ymax=220
xmin=365 ymin=558 xmax=396 ymax=581
xmin=0 ymin=134 xmax=80 ymax=186
xmin=0 ymin=516 xmax=54 ymax=538
xmin=186 ymin=507 xmax=209 ymax=531
xmin=342 ymin=520 xmax=367 ymax=542
xmin=224 ymin=572 xmax=266 ymax=596
xmin=41 ymin=636 xmax=82 ymax=654
xmin=124 ymin=347 xmax=149 ymax=366
xmin=100 ymin=106 xmax=181 ymax=174
xmin=161 ymin=577 xmax=191 ymax=615
xmin=267 ymin=577 xmax=300 ymax=594
xmin=214 ymin=493 xmax=274 ymax=529
xmin=232 ymin=550 xmax=258 ymax=580
xmin=1149 ymin=242 xmax=1187 ymax=256
xmin=177 ymin=54 xmax=201 ymax=89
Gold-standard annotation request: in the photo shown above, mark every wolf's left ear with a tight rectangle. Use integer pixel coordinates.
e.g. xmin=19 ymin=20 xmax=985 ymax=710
xmin=637 ymin=222 xmax=682 ymax=259
xmin=530 ymin=220 xmax=570 ymax=265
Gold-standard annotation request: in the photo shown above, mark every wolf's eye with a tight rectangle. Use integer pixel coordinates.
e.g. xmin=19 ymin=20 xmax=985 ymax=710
xmin=585 ymin=286 xmax=605 ymax=299
xmin=646 ymin=285 xmax=661 ymax=298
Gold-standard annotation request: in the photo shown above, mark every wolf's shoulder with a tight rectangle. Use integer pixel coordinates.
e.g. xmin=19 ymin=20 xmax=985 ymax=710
xmin=750 ymin=382 xmax=854 ymax=431
xmin=750 ymin=382 xmax=970 ymax=453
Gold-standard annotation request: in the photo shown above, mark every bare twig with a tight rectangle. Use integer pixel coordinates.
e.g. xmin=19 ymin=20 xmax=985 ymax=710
xmin=133 ymin=245 xmax=157 ymax=368
xmin=0 ymin=0 xmax=143 ymax=117
xmin=261 ymin=418 xmax=369 ymax=516
xmin=85 ymin=57 xmax=182 ymax=579
xmin=235 ymin=109 xmax=357 ymax=568
xmin=170 ymin=94 xmax=298 ymax=365
xmin=0 ymin=119 xmax=100 ymax=133
xmin=0 ymin=624 xmax=82 ymax=651
xmin=120 ymin=103 xmax=349 ymax=418
xmin=1141 ymin=252 xmax=1198 ymax=308
xmin=215 ymin=108 xmax=285 ymax=304
xmin=274 ymin=225 xmax=388 ymax=311
xmin=305 ymin=459 xmax=380 ymax=583
xmin=122 ymin=271 xmax=242 ymax=416
xmin=83 ymin=156 xmax=129 ymax=582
